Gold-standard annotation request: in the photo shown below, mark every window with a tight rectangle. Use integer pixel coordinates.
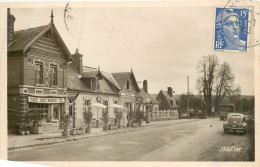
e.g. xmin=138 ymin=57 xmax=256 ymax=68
xmin=91 ymin=78 xmax=96 ymax=91
xmin=28 ymin=103 xmax=48 ymax=123
xmin=69 ymin=99 xmax=73 ymax=116
xmin=103 ymin=100 xmax=108 ymax=107
xmin=50 ymin=65 xmax=57 ymax=86
xmin=126 ymin=80 xmax=130 ymax=89
xmin=35 ymin=62 xmax=43 ymax=84
xmin=97 ymin=79 xmax=102 ymax=91
xmin=84 ymin=100 xmax=91 ymax=112
xmin=53 ymin=107 xmax=59 ymax=120
xmin=85 ymin=100 xmax=91 ymax=106
xmin=69 ymin=105 xmax=73 ymax=116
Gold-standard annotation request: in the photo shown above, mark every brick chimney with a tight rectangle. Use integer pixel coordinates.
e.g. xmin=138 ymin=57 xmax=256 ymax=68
xmin=72 ymin=49 xmax=83 ymax=74
xmin=7 ymin=8 xmax=15 ymax=45
xmin=143 ymin=80 xmax=148 ymax=93
xmin=168 ymin=87 xmax=173 ymax=97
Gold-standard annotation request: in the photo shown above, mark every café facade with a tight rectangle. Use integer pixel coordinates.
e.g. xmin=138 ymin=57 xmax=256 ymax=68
xmin=112 ymin=71 xmax=140 ymax=126
xmin=7 ymin=10 xmax=72 ymax=133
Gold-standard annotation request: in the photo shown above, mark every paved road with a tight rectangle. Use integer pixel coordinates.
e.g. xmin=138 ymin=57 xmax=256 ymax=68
xmin=8 ymin=118 xmax=252 ymax=161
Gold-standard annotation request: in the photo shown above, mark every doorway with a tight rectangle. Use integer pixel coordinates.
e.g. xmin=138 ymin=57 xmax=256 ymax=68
xmin=52 ymin=104 xmax=61 ymax=122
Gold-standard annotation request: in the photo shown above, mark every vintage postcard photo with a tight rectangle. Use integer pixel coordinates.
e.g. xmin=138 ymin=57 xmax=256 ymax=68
xmin=1 ymin=0 xmax=259 ymax=166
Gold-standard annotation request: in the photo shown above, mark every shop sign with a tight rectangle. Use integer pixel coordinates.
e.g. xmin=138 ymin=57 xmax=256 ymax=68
xmin=28 ymin=96 xmax=65 ymax=103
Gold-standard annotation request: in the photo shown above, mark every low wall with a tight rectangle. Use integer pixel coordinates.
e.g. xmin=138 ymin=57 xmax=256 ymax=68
xmin=42 ymin=123 xmax=60 ymax=133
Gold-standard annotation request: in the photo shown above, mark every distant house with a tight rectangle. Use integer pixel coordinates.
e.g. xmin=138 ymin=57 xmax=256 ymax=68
xmin=136 ymin=80 xmax=159 ymax=122
xmin=156 ymin=87 xmax=179 ymax=118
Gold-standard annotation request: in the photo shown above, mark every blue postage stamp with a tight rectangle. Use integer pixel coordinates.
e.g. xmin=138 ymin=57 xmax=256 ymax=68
xmin=214 ymin=8 xmax=249 ymax=52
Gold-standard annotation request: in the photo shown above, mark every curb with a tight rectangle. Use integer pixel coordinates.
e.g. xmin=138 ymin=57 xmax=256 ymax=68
xmin=8 ymin=119 xmax=198 ymax=151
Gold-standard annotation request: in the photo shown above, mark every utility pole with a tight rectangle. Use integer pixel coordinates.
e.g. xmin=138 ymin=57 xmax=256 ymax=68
xmin=187 ymin=76 xmax=190 ymax=116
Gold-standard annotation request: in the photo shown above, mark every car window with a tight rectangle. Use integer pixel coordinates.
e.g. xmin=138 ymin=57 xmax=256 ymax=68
xmin=227 ymin=115 xmax=243 ymax=124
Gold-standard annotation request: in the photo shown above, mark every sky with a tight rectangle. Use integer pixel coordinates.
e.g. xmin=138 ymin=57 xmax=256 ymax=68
xmin=11 ymin=2 xmax=255 ymax=95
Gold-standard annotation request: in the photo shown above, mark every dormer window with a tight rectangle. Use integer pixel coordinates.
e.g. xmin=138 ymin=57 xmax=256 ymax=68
xmin=97 ymin=79 xmax=102 ymax=92
xmin=126 ymin=80 xmax=130 ymax=90
xmin=91 ymin=78 xmax=96 ymax=91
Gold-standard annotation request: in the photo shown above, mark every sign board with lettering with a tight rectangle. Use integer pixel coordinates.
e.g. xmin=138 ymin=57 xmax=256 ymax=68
xmin=28 ymin=96 xmax=65 ymax=103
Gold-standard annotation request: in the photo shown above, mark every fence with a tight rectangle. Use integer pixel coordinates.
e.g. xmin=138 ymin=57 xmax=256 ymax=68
xmin=150 ymin=110 xmax=179 ymax=121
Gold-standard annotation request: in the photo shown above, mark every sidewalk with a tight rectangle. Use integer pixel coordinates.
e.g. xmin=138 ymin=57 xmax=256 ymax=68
xmin=8 ymin=119 xmax=198 ymax=151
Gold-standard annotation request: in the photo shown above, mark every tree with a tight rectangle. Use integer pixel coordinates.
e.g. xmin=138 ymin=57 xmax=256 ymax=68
xmin=83 ymin=109 xmax=93 ymax=129
xmin=214 ymin=62 xmax=237 ymax=113
xmin=191 ymin=96 xmax=204 ymax=113
xmin=227 ymin=86 xmax=241 ymax=110
xmin=177 ymin=94 xmax=189 ymax=115
xmin=177 ymin=94 xmax=204 ymax=116
xmin=196 ymin=55 xmax=219 ymax=114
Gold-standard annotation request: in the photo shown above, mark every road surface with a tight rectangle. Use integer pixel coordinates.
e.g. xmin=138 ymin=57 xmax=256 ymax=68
xmin=8 ymin=118 xmax=252 ymax=161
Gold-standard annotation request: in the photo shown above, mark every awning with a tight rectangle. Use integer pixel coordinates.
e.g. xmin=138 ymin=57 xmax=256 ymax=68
xmin=108 ymin=104 xmax=124 ymax=109
xmin=90 ymin=103 xmax=107 ymax=109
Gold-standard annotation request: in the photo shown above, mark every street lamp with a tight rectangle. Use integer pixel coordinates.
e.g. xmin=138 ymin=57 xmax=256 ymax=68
xmin=145 ymin=98 xmax=152 ymax=123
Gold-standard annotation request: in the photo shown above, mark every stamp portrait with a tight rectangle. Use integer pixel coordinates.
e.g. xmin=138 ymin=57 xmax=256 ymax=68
xmin=214 ymin=8 xmax=249 ymax=52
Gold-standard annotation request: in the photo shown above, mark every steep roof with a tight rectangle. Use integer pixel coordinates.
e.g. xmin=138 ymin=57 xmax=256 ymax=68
xmin=67 ymin=65 xmax=119 ymax=94
xmin=101 ymin=71 xmax=121 ymax=90
xmin=112 ymin=72 xmax=140 ymax=91
xmin=8 ymin=23 xmax=71 ymax=61
xmin=83 ymin=66 xmax=97 ymax=72
xmin=161 ymin=90 xmax=178 ymax=108
xmin=150 ymin=94 xmax=158 ymax=100
xmin=8 ymin=25 xmax=49 ymax=52
xmin=80 ymin=70 xmax=120 ymax=90
xmin=138 ymin=89 xmax=159 ymax=104
xmin=81 ymin=71 xmax=99 ymax=78
xmin=112 ymin=72 xmax=132 ymax=89
xmin=67 ymin=64 xmax=91 ymax=92
xmin=157 ymin=90 xmax=178 ymax=109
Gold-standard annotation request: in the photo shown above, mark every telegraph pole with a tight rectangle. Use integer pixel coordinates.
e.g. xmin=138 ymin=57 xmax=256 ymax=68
xmin=187 ymin=76 xmax=190 ymax=115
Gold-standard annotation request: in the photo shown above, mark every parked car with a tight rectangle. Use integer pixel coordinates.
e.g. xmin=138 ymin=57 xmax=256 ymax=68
xmin=223 ymin=113 xmax=247 ymax=135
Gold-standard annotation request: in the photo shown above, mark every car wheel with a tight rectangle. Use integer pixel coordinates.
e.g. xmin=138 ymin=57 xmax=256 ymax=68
xmin=21 ymin=131 xmax=25 ymax=136
xmin=243 ymin=130 xmax=246 ymax=135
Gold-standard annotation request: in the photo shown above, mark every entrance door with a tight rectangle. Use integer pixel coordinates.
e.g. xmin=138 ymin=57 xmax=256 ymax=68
xmin=52 ymin=104 xmax=61 ymax=122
